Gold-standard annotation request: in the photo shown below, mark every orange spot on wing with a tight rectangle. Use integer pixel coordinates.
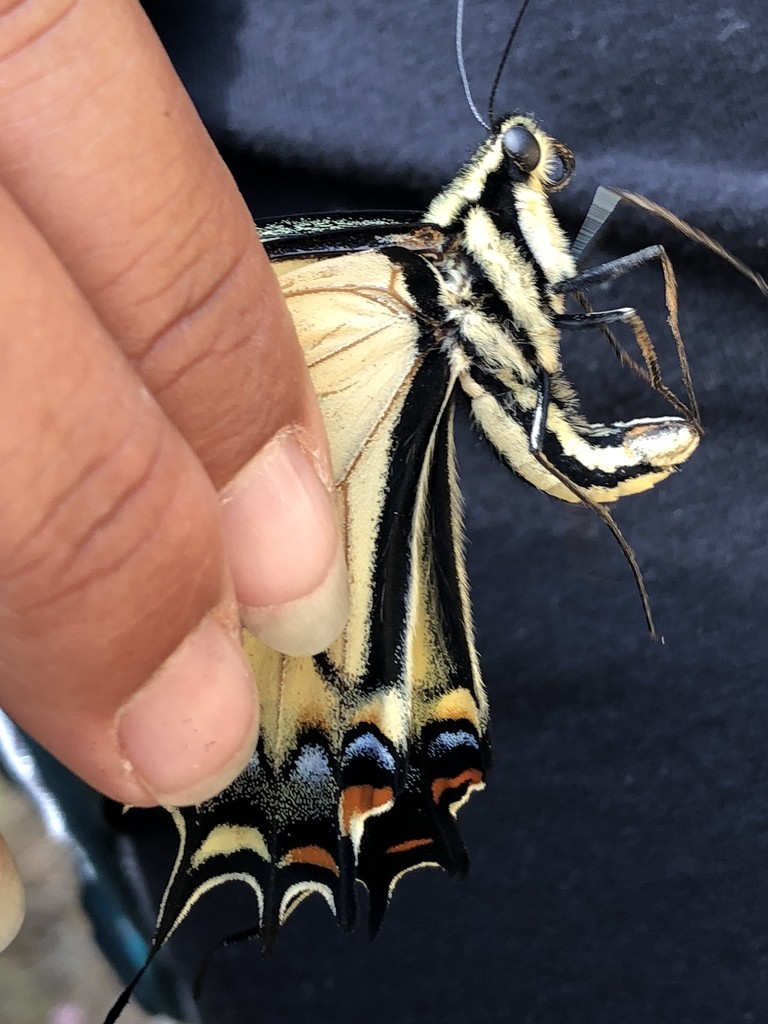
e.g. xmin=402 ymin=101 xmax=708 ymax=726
xmin=431 ymin=769 xmax=484 ymax=803
xmin=340 ymin=785 xmax=394 ymax=834
xmin=385 ymin=837 xmax=434 ymax=856
xmin=282 ymin=845 xmax=339 ymax=874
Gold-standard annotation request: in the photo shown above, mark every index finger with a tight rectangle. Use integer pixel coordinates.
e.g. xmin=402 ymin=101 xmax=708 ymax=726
xmin=0 ymin=0 xmax=348 ymax=652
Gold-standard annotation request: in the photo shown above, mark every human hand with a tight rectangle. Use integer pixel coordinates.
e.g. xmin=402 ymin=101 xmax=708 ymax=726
xmin=0 ymin=0 xmax=348 ymax=949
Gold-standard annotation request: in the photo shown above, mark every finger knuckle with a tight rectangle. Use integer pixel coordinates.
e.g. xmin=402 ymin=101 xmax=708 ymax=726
xmin=0 ymin=417 xmax=219 ymax=635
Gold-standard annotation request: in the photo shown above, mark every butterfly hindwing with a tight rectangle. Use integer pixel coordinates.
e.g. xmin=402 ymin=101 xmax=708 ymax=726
xmin=140 ymin=240 xmax=489 ymax=955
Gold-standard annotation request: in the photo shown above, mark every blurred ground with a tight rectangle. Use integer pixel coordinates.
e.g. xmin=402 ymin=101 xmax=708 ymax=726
xmin=0 ymin=776 xmax=172 ymax=1024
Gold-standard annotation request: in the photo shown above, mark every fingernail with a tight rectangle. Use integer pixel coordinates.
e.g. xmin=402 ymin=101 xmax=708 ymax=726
xmin=0 ymin=835 xmax=24 ymax=951
xmin=221 ymin=432 xmax=349 ymax=655
xmin=117 ymin=617 xmax=259 ymax=806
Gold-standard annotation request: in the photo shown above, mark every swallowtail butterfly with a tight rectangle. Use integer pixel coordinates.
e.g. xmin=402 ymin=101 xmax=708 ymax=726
xmin=102 ymin=13 xmax=768 ymax=1017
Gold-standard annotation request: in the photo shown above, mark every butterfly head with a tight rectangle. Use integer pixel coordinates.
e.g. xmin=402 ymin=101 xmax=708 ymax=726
xmin=426 ymin=114 xmax=574 ymax=234
xmin=496 ymin=114 xmax=575 ymax=194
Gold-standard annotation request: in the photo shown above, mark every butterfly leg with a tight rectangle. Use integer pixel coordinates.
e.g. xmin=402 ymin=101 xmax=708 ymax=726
xmin=554 ymin=307 xmax=636 ymax=329
xmin=553 ymin=249 xmax=698 ymax=423
xmin=554 ymin=245 xmax=666 ymax=294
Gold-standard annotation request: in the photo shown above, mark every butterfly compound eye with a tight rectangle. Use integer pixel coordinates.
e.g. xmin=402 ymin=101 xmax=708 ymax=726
xmin=502 ymin=125 xmax=541 ymax=174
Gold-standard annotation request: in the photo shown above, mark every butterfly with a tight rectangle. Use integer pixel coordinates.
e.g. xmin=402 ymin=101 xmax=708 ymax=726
xmin=101 ymin=87 xmax=768 ymax=1016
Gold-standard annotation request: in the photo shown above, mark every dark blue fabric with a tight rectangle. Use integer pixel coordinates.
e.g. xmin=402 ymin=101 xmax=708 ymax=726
xmin=144 ymin=0 xmax=768 ymax=233
xmin=120 ymin=4 xmax=768 ymax=1021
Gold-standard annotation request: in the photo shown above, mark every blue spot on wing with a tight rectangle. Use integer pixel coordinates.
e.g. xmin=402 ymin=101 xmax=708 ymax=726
xmin=425 ymin=730 xmax=480 ymax=758
xmin=342 ymin=732 xmax=397 ymax=772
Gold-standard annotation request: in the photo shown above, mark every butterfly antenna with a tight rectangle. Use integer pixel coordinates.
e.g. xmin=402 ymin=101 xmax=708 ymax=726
xmin=487 ymin=0 xmax=534 ymax=124
xmin=456 ymin=0 xmax=490 ymax=129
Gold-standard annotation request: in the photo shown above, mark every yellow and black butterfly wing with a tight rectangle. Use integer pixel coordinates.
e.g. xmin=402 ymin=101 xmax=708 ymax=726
xmin=138 ymin=239 xmax=489 ymax=960
xmin=356 ymin=395 xmax=489 ymax=933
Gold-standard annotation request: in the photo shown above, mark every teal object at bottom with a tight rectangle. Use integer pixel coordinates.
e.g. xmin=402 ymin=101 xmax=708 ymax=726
xmin=0 ymin=713 xmax=195 ymax=1022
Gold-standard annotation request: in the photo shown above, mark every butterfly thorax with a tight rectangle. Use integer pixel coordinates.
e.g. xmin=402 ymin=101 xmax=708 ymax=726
xmin=425 ymin=114 xmax=577 ymax=380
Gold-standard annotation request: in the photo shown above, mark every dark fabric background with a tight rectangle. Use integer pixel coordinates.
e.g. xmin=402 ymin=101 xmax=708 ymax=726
xmin=123 ymin=3 xmax=768 ymax=1022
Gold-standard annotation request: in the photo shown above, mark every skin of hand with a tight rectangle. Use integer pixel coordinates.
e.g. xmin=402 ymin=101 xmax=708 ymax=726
xmin=0 ymin=0 xmax=349 ymax=950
